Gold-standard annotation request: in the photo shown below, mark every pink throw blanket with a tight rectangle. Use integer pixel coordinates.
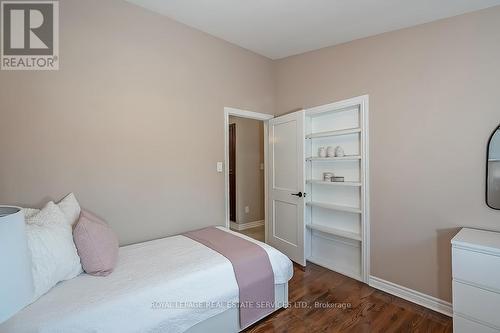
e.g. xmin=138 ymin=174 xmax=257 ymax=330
xmin=184 ymin=227 xmax=275 ymax=328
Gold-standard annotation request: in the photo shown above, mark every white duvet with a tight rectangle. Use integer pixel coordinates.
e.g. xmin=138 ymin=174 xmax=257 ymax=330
xmin=0 ymin=227 xmax=293 ymax=333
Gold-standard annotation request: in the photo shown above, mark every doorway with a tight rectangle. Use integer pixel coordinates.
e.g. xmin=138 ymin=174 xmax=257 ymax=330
xmin=224 ymin=108 xmax=273 ymax=243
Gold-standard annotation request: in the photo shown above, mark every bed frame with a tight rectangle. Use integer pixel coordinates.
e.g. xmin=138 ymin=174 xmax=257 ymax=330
xmin=186 ymin=283 xmax=288 ymax=333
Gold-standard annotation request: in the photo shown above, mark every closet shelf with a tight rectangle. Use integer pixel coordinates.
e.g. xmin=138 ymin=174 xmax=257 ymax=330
xmin=306 ymin=224 xmax=361 ymax=241
xmin=308 ymin=105 xmax=359 ymax=117
xmin=306 ymin=155 xmax=361 ymax=161
xmin=306 ymin=180 xmax=361 ymax=187
xmin=306 ymin=127 xmax=361 ymax=139
xmin=306 ymin=201 xmax=362 ymax=214
xmin=307 ymin=256 xmax=362 ymax=281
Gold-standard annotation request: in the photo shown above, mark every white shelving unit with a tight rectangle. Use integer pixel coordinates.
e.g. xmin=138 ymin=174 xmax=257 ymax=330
xmin=304 ymin=95 xmax=369 ymax=282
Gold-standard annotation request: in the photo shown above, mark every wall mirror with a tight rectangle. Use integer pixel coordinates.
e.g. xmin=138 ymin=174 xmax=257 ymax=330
xmin=487 ymin=125 xmax=500 ymax=209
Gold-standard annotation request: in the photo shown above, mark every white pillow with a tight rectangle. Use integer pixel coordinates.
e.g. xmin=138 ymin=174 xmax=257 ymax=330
xmin=25 ymin=201 xmax=83 ymax=301
xmin=57 ymin=193 xmax=81 ymax=226
xmin=22 ymin=192 xmax=81 ymax=226
xmin=22 ymin=207 xmax=41 ymax=220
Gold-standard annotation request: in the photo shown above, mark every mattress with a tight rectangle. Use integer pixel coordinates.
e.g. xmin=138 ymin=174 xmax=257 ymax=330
xmin=0 ymin=227 xmax=293 ymax=333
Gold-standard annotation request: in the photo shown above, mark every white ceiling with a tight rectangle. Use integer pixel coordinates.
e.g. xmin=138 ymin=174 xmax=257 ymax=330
xmin=125 ymin=0 xmax=500 ymax=59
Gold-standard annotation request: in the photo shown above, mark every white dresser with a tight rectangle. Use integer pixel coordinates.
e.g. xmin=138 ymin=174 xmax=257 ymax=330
xmin=452 ymin=228 xmax=500 ymax=332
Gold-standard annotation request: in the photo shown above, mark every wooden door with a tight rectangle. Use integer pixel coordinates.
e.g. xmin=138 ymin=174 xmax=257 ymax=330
xmin=229 ymin=123 xmax=236 ymax=222
xmin=267 ymin=111 xmax=306 ymax=265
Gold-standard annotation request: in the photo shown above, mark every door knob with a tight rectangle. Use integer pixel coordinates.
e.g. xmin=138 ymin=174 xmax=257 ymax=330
xmin=291 ymin=192 xmax=303 ymax=197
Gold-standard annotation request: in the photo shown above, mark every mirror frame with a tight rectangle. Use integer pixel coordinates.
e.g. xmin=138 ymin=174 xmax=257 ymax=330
xmin=486 ymin=124 xmax=500 ymax=210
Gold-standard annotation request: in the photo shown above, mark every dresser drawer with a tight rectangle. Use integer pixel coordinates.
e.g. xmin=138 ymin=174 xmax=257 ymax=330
xmin=452 ymin=247 xmax=500 ymax=291
xmin=454 ymin=315 xmax=500 ymax=333
xmin=453 ymin=280 xmax=500 ymax=328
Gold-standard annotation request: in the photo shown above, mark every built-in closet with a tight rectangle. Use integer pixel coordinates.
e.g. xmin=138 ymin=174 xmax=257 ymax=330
xmin=267 ymin=95 xmax=369 ymax=282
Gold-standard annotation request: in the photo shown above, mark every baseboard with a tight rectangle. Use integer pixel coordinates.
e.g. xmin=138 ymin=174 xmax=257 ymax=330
xmin=369 ymin=275 xmax=452 ymax=317
xmin=230 ymin=220 xmax=264 ymax=231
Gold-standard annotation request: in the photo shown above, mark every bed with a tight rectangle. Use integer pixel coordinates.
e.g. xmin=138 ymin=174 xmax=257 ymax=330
xmin=0 ymin=227 xmax=293 ymax=333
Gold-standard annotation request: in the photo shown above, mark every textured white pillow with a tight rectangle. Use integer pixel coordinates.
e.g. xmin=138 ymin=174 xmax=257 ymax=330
xmin=57 ymin=193 xmax=81 ymax=226
xmin=22 ymin=193 xmax=81 ymax=226
xmin=25 ymin=201 xmax=83 ymax=301
xmin=22 ymin=207 xmax=41 ymax=220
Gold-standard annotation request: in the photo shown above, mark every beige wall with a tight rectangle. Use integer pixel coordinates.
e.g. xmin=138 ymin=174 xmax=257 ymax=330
xmin=275 ymin=6 xmax=500 ymax=302
xmin=228 ymin=116 xmax=265 ymax=224
xmin=0 ymin=0 xmax=274 ymax=245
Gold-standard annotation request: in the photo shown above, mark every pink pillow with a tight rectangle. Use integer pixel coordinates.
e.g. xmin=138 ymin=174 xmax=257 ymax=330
xmin=80 ymin=210 xmax=106 ymax=225
xmin=73 ymin=211 xmax=119 ymax=276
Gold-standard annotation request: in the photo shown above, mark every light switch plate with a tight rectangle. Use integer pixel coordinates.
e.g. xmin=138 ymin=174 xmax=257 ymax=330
xmin=217 ymin=162 xmax=224 ymax=173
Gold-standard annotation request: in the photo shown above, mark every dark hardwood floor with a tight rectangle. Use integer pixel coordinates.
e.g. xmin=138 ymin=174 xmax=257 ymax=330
xmin=245 ymin=263 xmax=452 ymax=333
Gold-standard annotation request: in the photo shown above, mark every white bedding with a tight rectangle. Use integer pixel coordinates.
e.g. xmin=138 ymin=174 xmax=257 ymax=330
xmin=0 ymin=227 xmax=293 ymax=333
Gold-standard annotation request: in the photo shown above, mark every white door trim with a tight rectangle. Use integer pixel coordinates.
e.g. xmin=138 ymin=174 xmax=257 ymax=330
xmin=225 ymin=107 xmax=274 ymax=121
xmin=223 ymin=107 xmax=274 ymax=234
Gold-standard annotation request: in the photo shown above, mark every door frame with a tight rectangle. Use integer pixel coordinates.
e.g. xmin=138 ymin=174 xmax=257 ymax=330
xmin=228 ymin=123 xmax=236 ymax=222
xmin=223 ymin=107 xmax=274 ymax=238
